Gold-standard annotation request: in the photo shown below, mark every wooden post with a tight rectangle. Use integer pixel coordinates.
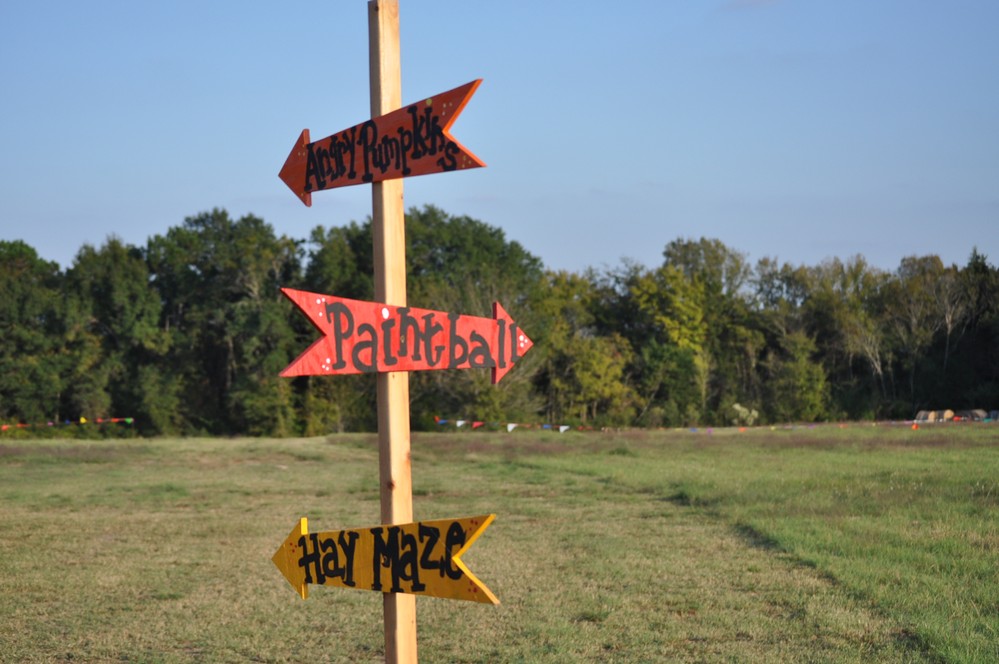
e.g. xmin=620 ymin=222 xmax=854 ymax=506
xmin=368 ymin=1 xmax=417 ymax=663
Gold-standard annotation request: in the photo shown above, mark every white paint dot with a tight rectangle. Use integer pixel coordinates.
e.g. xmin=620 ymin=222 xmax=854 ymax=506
xmin=382 ymin=307 xmax=390 ymax=319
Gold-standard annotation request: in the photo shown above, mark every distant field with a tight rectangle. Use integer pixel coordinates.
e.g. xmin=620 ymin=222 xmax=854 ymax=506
xmin=1 ymin=425 xmax=996 ymax=663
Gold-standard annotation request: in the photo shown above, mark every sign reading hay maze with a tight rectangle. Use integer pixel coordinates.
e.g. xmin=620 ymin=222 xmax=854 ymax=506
xmin=273 ymin=515 xmax=499 ymax=604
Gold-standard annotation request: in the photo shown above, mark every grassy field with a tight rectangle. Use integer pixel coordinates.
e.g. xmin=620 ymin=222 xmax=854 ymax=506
xmin=1 ymin=425 xmax=996 ymax=662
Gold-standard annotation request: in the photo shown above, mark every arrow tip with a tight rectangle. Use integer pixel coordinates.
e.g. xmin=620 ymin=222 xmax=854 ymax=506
xmin=279 ymin=129 xmax=312 ymax=207
xmin=492 ymin=302 xmax=533 ymax=384
xmin=273 ymin=517 xmax=309 ymax=599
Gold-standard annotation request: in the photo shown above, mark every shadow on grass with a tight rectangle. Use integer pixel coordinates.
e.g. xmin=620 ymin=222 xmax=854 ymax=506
xmin=730 ymin=521 xmax=944 ymax=664
xmin=731 ymin=521 xmax=786 ymax=553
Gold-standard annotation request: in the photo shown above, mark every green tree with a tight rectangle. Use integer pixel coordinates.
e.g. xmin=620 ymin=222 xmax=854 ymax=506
xmin=628 ymin=263 xmax=709 ymax=425
xmin=0 ymin=241 xmax=66 ymax=424
xmin=299 ymin=222 xmax=377 ymax=433
xmin=404 ymin=206 xmax=545 ymax=426
xmin=884 ymin=256 xmax=946 ymax=415
xmin=66 ymin=237 xmax=178 ymax=434
xmin=660 ymin=238 xmax=763 ymax=423
xmin=762 ymin=330 xmax=830 ymax=423
xmin=951 ymin=249 xmax=999 ymax=408
xmin=146 ymin=209 xmax=301 ymax=435
xmin=304 ymin=222 xmax=373 ymax=300
xmin=535 ymin=271 xmax=634 ymax=425
xmin=794 ymin=256 xmax=890 ymax=419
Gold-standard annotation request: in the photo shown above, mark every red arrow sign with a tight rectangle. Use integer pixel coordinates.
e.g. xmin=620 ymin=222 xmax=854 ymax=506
xmin=281 ymin=288 xmax=533 ymax=384
xmin=279 ymin=80 xmax=485 ymax=206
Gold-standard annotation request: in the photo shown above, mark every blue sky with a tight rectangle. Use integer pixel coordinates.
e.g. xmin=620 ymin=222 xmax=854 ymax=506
xmin=2 ymin=0 xmax=997 ymax=275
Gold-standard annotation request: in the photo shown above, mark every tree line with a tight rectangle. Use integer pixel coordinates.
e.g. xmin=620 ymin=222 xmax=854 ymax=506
xmin=2 ymin=205 xmax=997 ymax=436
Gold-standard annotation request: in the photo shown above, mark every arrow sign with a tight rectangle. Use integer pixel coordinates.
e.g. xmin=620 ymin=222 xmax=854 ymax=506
xmin=280 ymin=288 xmax=533 ymax=384
xmin=279 ymin=80 xmax=485 ymax=206
xmin=272 ymin=514 xmax=499 ymax=604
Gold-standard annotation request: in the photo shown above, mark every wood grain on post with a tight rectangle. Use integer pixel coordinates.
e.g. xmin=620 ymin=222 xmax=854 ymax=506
xmin=368 ymin=1 xmax=418 ymax=663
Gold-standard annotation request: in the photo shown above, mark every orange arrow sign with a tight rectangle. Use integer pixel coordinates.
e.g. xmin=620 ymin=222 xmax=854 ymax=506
xmin=280 ymin=288 xmax=533 ymax=384
xmin=272 ymin=514 xmax=499 ymax=604
xmin=279 ymin=80 xmax=484 ymax=206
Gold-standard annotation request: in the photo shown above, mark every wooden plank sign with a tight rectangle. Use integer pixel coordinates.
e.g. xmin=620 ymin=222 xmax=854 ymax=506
xmin=272 ymin=514 xmax=499 ymax=604
xmin=279 ymin=79 xmax=484 ymax=206
xmin=280 ymin=288 xmax=533 ymax=384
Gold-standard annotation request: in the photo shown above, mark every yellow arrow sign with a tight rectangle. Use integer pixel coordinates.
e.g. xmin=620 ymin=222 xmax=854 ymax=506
xmin=272 ymin=514 xmax=499 ymax=605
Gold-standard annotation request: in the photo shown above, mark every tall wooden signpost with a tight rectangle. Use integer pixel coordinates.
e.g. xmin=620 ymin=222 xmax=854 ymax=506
xmin=369 ymin=4 xmax=416 ymax=659
xmin=273 ymin=3 xmax=530 ymax=662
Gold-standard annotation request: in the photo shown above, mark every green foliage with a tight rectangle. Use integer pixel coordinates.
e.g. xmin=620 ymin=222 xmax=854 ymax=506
xmin=535 ymin=270 xmax=630 ymax=424
xmin=2 ymin=209 xmax=998 ymax=435
xmin=763 ymin=330 xmax=830 ymax=422
xmin=145 ymin=209 xmax=302 ymax=435
xmin=0 ymin=241 xmax=67 ymax=423
xmin=403 ymin=205 xmax=546 ymax=427
xmin=65 ymin=237 xmax=174 ymax=434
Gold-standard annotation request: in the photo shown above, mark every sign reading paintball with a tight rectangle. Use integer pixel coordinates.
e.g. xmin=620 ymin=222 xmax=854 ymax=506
xmin=272 ymin=514 xmax=499 ymax=605
xmin=279 ymin=80 xmax=484 ymax=206
xmin=281 ymin=288 xmax=533 ymax=384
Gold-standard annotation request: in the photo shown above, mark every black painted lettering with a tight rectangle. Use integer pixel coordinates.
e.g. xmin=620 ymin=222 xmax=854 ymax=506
xmin=298 ymin=533 xmax=325 ymax=585
xmin=312 ymin=101 xmax=465 ymax=192
xmin=371 ymin=525 xmax=412 ymax=593
xmin=468 ymin=330 xmax=495 ymax=368
xmin=316 ymin=145 xmax=332 ymax=184
xmin=338 ymin=530 xmax=359 ymax=587
xmin=327 ymin=131 xmax=349 ymax=182
xmin=342 ymin=127 xmax=358 ymax=179
xmin=399 ymin=530 xmax=425 ymax=592
xmin=326 ymin=302 xmax=353 ymax=370
xmin=370 ymin=526 xmax=394 ymax=592
xmin=419 ymin=524 xmax=444 ymax=577
xmin=509 ymin=323 xmax=523 ymax=365
xmin=397 ymin=308 xmax=421 ymax=361
xmin=497 ymin=318 xmax=508 ymax=371
xmin=398 ymin=310 xmax=444 ymax=366
xmin=447 ymin=313 xmax=468 ymax=368
xmin=305 ymin=145 xmax=324 ymax=193
xmin=373 ymin=134 xmax=401 ymax=175
xmin=396 ymin=126 xmax=413 ymax=175
xmin=370 ymin=525 xmax=428 ymax=593
xmin=320 ymin=536 xmax=342 ymax=581
xmin=436 ymin=140 xmax=459 ymax=171
xmin=353 ymin=323 xmax=377 ymax=372
xmin=424 ymin=314 xmax=445 ymax=366
xmin=359 ymin=120 xmax=378 ymax=183
xmin=444 ymin=521 xmax=466 ymax=580
xmin=427 ymin=112 xmax=445 ymax=155
xmin=408 ymin=105 xmax=430 ymax=158
xmin=381 ymin=316 xmax=398 ymax=367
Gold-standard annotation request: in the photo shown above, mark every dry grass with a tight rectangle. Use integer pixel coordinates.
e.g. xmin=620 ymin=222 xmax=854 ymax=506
xmin=2 ymin=427 xmax=994 ymax=662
